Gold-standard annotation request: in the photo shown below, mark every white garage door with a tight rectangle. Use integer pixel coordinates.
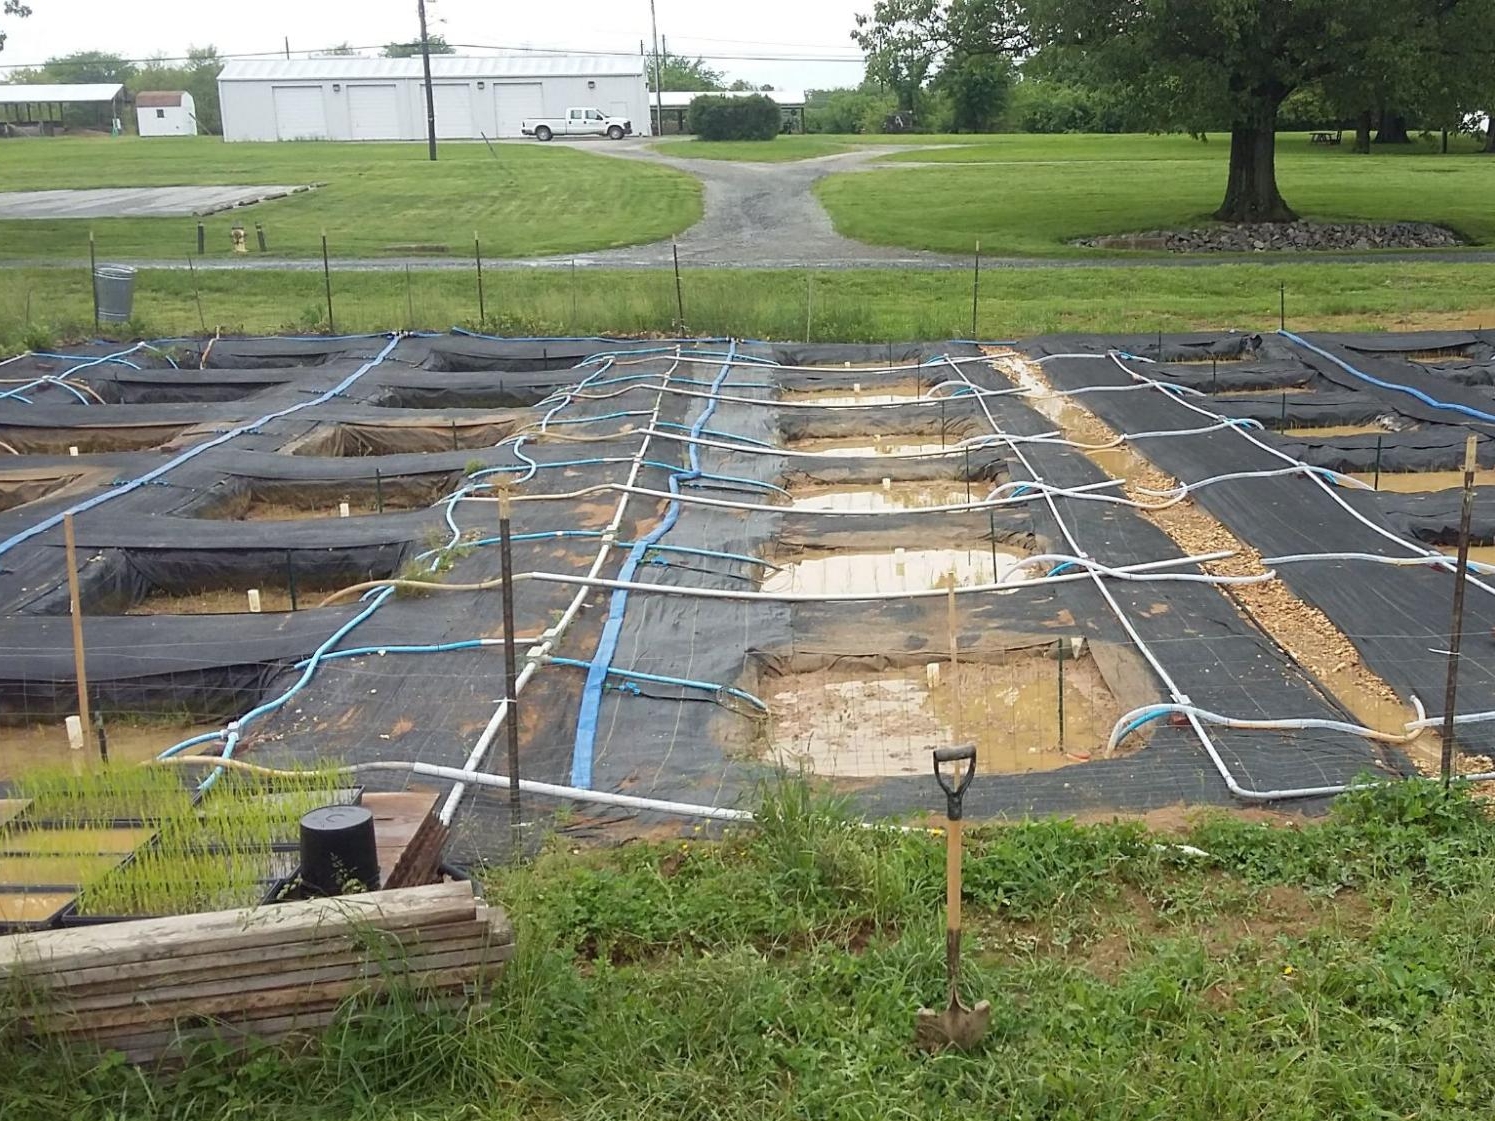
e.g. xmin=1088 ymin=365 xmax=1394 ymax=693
xmin=494 ymin=83 xmax=544 ymax=138
xmin=348 ymin=83 xmax=400 ymax=140
xmin=432 ymin=84 xmax=474 ymax=139
xmin=272 ymin=85 xmax=327 ymax=141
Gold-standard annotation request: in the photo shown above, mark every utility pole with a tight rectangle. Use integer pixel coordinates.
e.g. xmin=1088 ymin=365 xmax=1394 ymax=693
xmin=649 ymin=0 xmax=664 ymax=138
xmin=417 ymin=0 xmax=438 ymax=161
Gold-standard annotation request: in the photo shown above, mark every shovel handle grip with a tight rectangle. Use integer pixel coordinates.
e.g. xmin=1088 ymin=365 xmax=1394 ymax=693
xmin=933 ymin=744 xmax=977 ymax=820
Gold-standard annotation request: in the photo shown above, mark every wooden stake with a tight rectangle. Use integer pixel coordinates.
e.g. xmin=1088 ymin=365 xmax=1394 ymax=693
xmin=671 ymin=241 xmax=685 ymax=336
xmin=1440 ymin=434 xmax=1479 ymax=787
xmin=63 ymin=514 xmax=93 ymax=756
xmin=946 ymin=576 xmax=960 ymax=744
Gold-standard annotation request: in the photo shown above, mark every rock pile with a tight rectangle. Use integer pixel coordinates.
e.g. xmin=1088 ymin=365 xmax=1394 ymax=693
xmin=1077 ymin=221 xmax=1463 ymax=253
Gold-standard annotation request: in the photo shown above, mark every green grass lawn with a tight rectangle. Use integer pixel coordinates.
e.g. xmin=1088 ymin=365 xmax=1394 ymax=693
xmin=3 ymin=260 xmax=1492 ymax=348
xmin=9 ymin=778 xmax=1495 ymax=1120
xmin=817 ymin=132 xmax=1495 ymax=256
xmin=653 ymin=135 xmax=856 ymax=162
xmin=0 ymin=136 xmax=702 ymax=261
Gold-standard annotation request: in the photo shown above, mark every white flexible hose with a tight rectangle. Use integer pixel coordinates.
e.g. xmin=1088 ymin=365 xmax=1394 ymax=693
xmin=1109 ymin=696 xmax=1429 ymax=752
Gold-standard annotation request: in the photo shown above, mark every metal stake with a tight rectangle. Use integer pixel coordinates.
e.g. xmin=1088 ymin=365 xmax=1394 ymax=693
xmin=404 ymin=263 xmax=414 ymax=330
xmin=451 ymin=420 xmax=459 ymax=451
xmin=498 ymin=485 xmax=524 ymax=847
xmin=94 ymin=712 xmax=109 ymax=763
xmin=187 ymin=256 xmax=206 ymax=334
xmin=1373 ymin=434 xmax=1383 ymax=491
xmin=1280 ymin=391 xmax=1288 ymax=428
xmin=1211 ymin=357 xmax=1218 ymax=394
xmin=255 ymin=222 xmax=267 ymax=252
xmin=1440 ymin=435 xmax=1479 ymax=787
xmin=941 ymin=397 xmax=947 ymax=450
xmin=88 ymin=232 xmax=98 ymax=329
xmin=672 ymin=242 xmax=684 ymax=337
xmin=1056 ymin=640 xmax=1066 ymax=747
xmin=988 ymin=509 xmax=998 ymax=574
xmin=474 ymin=232 xmax=486 ymax=325
xmin=374 ymin=467 xmax=384 ymax=513
xmin=63 ymin=514 xmax=93 ymax=756
xmin=1279 ymin=283 xmax=1286 ymax=331
xmin=286 ymin=550 xmax=298 ymax=612
xmin=971 ymin=240 xmax=981 ymax=340
xmin=196 ymin=222 xmax=205 ymax=255
xmin=805 ymin=269 xmax=812 ymax=344
xmin=321 ymin=231 xmax=335 ymax=334
xmin=964 ymin=445 xmax=971 ymax=502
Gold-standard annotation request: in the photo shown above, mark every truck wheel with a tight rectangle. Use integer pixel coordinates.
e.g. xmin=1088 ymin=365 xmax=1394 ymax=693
xmin=607 ymin=125 xmax=625 ymax=140
xmin=535 ymin=126 xmax=553 ymax=142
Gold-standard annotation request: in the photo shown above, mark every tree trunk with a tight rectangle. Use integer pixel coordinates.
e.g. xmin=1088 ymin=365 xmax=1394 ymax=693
xmin=1214 ymin=100 xmax=1296 ymax=223
xmin=1484 ymin=121 xmax=1495 ymax=153
xmin=1375 ymin=111 xmax=1412 ymax=144
xmin=1354 ymin=110 xmax=1372 ymax=154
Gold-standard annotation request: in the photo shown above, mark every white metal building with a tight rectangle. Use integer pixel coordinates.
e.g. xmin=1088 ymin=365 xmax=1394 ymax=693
xmin=218 ymin=56 xmax=652 ymax=142
xmin=135 ymin=91 xmax=197 ymax=136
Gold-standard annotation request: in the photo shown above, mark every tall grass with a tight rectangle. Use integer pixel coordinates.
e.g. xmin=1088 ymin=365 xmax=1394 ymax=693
xmin=8 ymin=777 xmax=1495 ymax=1119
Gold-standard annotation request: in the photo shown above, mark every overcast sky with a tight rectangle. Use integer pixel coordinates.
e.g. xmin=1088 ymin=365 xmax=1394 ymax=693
xmin=0 ymin=0 xmax=869 ymax=90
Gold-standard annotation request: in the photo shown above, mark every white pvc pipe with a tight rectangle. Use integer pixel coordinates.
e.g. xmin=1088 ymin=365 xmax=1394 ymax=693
xmin=1109 ymin=698 xmax=1429 ymax=754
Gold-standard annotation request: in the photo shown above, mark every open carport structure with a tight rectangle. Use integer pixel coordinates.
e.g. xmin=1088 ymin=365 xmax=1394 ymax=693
xmin=0 ymin=83 xmax=125 ymax=135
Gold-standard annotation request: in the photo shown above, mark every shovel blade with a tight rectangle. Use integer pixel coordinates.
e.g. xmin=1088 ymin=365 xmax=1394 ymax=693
xmin=914 ymin=996 xmax=992 ymax=1052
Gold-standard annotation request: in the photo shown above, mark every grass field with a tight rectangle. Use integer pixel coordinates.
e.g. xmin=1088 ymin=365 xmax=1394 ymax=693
xmin=0 ymin=137 xmax=702 ymax=261
xmin=3 ymin=260 xmax=1492 ymax=348
xmin=653 ymin=136 xmax=855 ymax=162
xmin=817 ymin=132 xmax=1495 ymax=256
xmin=9 ymin=777 xmax=1495 ymax=1120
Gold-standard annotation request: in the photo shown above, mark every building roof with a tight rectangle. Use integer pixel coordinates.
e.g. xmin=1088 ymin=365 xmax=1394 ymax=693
xmin=657 ymin=89 xmax=807 ymax=109
xmin=135 ymin=91 xmax=187 ymax=108
xmin=218 ymin=55 xmax=644 ymax=83
xmin=0 ymin=83 xmax=124 ymax=104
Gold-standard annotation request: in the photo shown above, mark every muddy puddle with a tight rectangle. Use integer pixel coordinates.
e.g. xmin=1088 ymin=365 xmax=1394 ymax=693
xmin=790 ymin=482 xmax=978 ymax=513
xmin=765 ymin=653 xmax=1124 ymax=777
xmin=763 ymin=547 xmax=1024 ymax=595
xmin=0 ymin=721 xmax=222 ymax=780
xmin=1350 ymin=470 xmax=1495 ymax=493
xmin=1004 ymin=362 xmax=1142 ymax=478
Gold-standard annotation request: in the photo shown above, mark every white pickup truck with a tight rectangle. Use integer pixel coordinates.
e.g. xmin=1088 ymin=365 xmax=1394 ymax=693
xmin=521 ymin=107 xmax=633 ymax=142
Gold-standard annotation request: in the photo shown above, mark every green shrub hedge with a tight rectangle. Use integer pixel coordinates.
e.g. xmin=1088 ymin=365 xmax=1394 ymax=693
xmin=687 ymin=94 xmax=781 ymax=141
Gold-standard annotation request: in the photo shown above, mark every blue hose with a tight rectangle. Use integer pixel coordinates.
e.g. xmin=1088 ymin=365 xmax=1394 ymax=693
xmin=1279 ymin=329 xmax=1495 ymax=426
xmin=571 ymin=341 xmax=739 ymax=788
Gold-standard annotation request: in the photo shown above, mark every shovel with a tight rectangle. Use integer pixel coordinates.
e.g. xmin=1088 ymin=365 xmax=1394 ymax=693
xmin=915 ymin=743 xmax=992 ymax=1052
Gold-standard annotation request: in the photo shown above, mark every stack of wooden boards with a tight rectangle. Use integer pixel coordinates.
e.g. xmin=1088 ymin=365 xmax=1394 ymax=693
xmin=0 ymin=880 xmax=511 ymax=1063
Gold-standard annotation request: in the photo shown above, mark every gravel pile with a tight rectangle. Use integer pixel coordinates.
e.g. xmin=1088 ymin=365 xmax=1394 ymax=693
xmin=1077 ymin=221 xmax=1464 ymax=253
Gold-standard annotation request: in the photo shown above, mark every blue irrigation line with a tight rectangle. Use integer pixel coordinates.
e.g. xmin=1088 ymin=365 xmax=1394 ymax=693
xmin=570 ymin=342 xmax=738 ymax=788
xmin=0 ymin=344 xmax=146 ymax=402
xmin=30 ymin=351 xmax=143 ymax=369
xmin=290 ymin=638 xmax=497 ymax=668
xmin=547 ymin=656 xmax=767 ymax=712
xmin=0 ymin=334 xmax=402 ymax=559
xmin=1279 ymin=329 xmax=1495 ymax=426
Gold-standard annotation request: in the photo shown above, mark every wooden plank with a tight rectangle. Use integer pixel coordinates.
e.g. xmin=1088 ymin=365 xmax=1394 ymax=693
xmin=51 ymin=942 xmax=511 ymax=1016
xmin=0 ymin=882 xmax=478 ymax=973
xmin=40 ymin=963 xmax=502 ymax=1033
xmin=35 ymin=917 xmax=499 ymax=993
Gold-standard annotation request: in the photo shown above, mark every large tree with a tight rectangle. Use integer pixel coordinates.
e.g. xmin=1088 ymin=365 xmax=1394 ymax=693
xmin=1 ymin=0 xmax=28 ymax=53
xmin=645 ymin=50 xmax=724 ymax=93
xmin=853 ymin=0 xmax=1026 ymax=116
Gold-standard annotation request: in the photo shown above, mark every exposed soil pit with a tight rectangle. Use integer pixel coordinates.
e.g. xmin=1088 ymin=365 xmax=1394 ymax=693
xmin=0 ymin=425 xmax=187 ymax=455
xmin=285 ymin=421 xmax=520 ymax=458
xmin=763 ymin=546 xmax=1025 ymax=595
xmin=198 ymin=474 xmax=456 ymax=521
xmin=1281 ymin=424 xmax=1395 ymax=438
xmin=790 ymin=481 xmax=980 ymax=512
xmin=781 ymin=386 xmax=927 ymax=407
xmin=0 ymin=473 xmax=81 ymax=513
xmin=1350 ymin=470 xmax=1495 ymax=493
xmin=0 ymin=890 xmax=74 ymax=925
xmin=126 ymin=583 xmax=340 ymax=615
xmin=1439 ymin=544 xmax=1495 ymax=568
xmin=793 ymin=437 xmax=956 ymax=458
xmin=0 ymin=721 xmax=221 ymax=779
xmin=763 ymin=650 xmax=1127 ymax=778
xmin=1406 ymin=348 xmax=1474 ymax=366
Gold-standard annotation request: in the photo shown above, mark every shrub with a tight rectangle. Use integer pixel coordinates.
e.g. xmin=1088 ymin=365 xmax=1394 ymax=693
xmin=687 ymin=94 xmax=781 ymax=141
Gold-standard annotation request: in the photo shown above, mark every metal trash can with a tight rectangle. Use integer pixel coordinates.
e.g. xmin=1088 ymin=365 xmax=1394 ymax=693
xmin=93 ymin=265 xmax=136 ymax=323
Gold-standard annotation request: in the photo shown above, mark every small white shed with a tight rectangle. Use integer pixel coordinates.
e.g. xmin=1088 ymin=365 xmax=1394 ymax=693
xmin=136 ymin=91 xmax=196 ymax=136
